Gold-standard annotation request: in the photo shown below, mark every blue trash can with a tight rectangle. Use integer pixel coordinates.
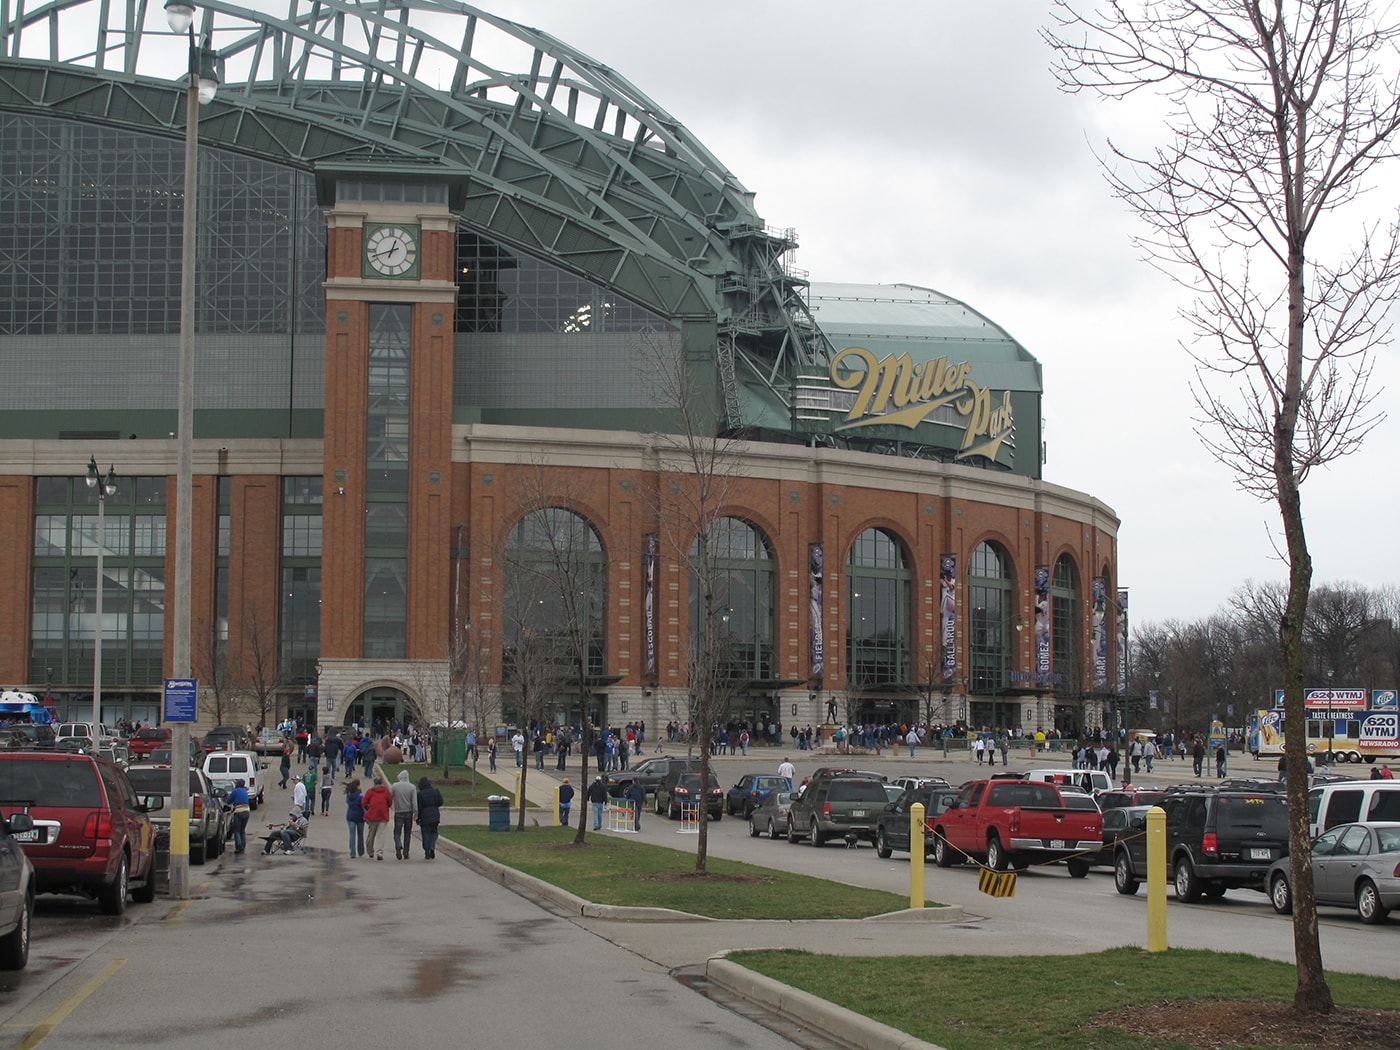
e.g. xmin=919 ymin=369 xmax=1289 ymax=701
xmin=488 ymin=795 xmax=511 ymax=831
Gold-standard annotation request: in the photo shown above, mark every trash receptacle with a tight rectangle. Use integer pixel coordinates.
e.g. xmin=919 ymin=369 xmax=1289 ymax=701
xmin=487 ymin=795 xmax=511 ymax=831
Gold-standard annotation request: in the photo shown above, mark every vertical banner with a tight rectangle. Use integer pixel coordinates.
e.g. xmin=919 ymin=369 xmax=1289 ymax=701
xmin=809 ymin=544 xmax=824 ymax=677
xmin=1091 ymin=576 xmax=1108 ymax=689
xmin=940 ymin=554 xmax=957 ymax=682
xmin=643 ymin=533 xmax=657 ymax=676
xmin=1116 ymin=588 xmax=1129 ymax=698
xmin=1034 ymin=565 xmax=1050 ymax=680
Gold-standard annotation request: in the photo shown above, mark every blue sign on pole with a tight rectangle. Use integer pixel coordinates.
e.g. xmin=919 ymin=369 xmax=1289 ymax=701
xmin=163 ymin=678 xmax=198 ymax=723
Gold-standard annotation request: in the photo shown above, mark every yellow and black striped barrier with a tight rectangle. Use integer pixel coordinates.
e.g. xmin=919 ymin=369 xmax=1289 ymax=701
xmin=977 ymin=866 xmax=1017 ymax=897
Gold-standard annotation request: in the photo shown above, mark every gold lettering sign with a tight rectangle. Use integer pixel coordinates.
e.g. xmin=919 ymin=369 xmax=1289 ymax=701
xmin=830 ymin=346 xmax=1015 ymax=462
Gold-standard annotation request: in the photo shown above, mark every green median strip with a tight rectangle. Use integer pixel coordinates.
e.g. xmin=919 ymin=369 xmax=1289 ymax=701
xmin=726 ymin=946 xmax=1400 ymax=1050
xmin=440 ymin=824 xmax=913 ymax=920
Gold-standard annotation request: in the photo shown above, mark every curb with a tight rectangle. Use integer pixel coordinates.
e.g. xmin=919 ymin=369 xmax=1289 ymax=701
xmin=706 ymin=955 xmax=951 ymax=1050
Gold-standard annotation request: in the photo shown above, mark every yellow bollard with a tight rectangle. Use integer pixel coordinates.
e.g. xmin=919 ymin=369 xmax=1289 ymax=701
xmin=910 ymin=802 xmax=926 ymax=909
xmin=1146 ymin=804 xmax=1167 ymax=952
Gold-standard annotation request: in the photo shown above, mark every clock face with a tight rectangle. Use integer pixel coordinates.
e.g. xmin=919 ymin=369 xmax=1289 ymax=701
xmin=363 ymin=224 xmax=419 ymax=277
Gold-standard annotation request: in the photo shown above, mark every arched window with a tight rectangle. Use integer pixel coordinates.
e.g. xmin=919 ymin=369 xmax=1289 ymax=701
xmin=969 ymin=541 xmax=1012 ymax=693
xmin=1051 ymin=554 xmax=1080 ymax=694
xmin=688 ymin=518 xmax=775 ymax=680
xmin=502 ymin=507 xmax=606 ymax=678
xmin=847 ymin=528 xmax=910 ymax=688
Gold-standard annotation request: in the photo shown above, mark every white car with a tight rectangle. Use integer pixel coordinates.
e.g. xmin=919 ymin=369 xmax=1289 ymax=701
xmin=202 ymin=750 xmax=267 ymax=809
xmin=55 ymin=722 xmax=118 ymax=747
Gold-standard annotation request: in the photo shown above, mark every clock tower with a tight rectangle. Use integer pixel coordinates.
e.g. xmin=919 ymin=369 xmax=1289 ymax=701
xmin=319 ymin=184 xmax=458 ymax=702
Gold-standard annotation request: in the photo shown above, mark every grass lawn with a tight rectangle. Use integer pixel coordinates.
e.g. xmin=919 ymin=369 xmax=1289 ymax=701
xmin=439 ymin=824 xmax=911 ymax=920
xmin=376 ymin=762 xmax=536 ymax=807
xmin=727 ymin=946 xmax=1400 ymax=1050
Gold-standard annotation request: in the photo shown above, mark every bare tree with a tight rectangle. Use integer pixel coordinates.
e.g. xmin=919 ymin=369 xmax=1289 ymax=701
xmin=239 ymin=606 xmax=282 ymax=731
xmin=193 ymin=620 xmax=239 ymax=726
xmin=1049 ymin=1 xmax=1400 ymax=1012
xmin=640 ymin=326 xmax=748 ymax=874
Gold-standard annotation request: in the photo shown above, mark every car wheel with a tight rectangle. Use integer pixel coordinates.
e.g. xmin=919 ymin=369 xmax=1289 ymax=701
xmin=191 ymin=837 xmax=206 ymax=865
xmin=1066 ymin=857 xmax=1091 ymax=879
xmin=985 ymin=835 xmax=1007 ymax=872
xmin=667 ymin=802 xmax=678 ymax=820
xmin=1174 ymin=857 xmax=1202 ymax=902
xmin=1269 ymin=872 xmax=1293 ymax=915
xmin=131 ymin=862 xmax=157 ymax=904
xmin=1358 ymin=879 xmax=1391 ymax=924
xmin=1203 ymin=882 xmax=1227 ymax=899
xmin=654 ymin=796 xmax=663 ymax=815
xmin=875 ymin=827 xmax=893 ymax=859
xmin=934 ymin=834 xmax=956 ymax=868
xmin=1114 ymin=851 xmax=1139 ymax=895
xmin=768 ymin=818 xmax=780 ymax=841
xmin=0 ymin=890 xmax=31 ymax=970
xmin=99 ymin=855 xmax=129 ymax=916
xmin=809 ymin=822 xmax=823 ymax=847
xmin=713 ymin=810 xmax=722 ymax=821
xmin=787 ymin=820 xmax=800 ymax=845
xmin=749 ymin=816 xmax=761 ymax=838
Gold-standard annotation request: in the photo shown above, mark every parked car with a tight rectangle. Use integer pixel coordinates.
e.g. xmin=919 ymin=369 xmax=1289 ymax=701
xmin=202 ymin=750 xmax=267 ymax=809
xmin=1266 ymin=821 xmax=1400 ymax=924
xmin=1308 ymin=780 xmax=1400 ymax=839
xmin=1113 ymin=786 xmax=1290 ymax=900
xmin=607 ymin=756 xmax=701 ymax=797
xmin=201 ymin=726 xmax=253 ymax=754
xmin=1092 ymin=804 xmax=1153 ymax=867
xmin=888 ymin=775 xmax=949 ymax=792
xmin=95 ymin=741 xmax=131 ymax=770
xmin=0 ymin=808 xmax=36 ymax=968
xmin=251 ymin=727 xmax=288 ymax=755
xmin=0 ymin=751 xmax=160 ymax=914
xmin=128 ymin=727 xmax=172 ymax=761
xmin=788 ymin=771 xmax=890 ymax=847
xmin=55 ymin=722 xmax=117 ymax=747
xmin=874 ymin=783 xmax=962 ymax=859
xmin=126 ymin=765 xmax=226 ymax=865
xmin=748 ymin=791 xmax=796 ymax=840
xmin=654 ymin=770 xmax=724 ymax=820
xmin=724 ymin=774 xmax=792 ymax=818
xmin=1022 ymin=768 xmax=1114 ymax=794
xmin=0 ymin=723 xmax=57 ymax=751
xmin=147 ymin=737 xmax=204 ymax=767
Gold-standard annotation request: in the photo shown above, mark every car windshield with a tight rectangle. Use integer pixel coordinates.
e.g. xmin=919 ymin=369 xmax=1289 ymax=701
xmin=1215 ymin=796 xmax=1289 ymax=836
xmin=126 ymin=768 xmax=200 ymax=794
xmin=0 ymin=758 xmax=102 ymax=806
xmin=826 ymin=780 xmax=888 ymax=803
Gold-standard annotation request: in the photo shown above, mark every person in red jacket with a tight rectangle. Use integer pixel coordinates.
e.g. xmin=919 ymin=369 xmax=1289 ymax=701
xmin=361 ymin=771 xmax=394 ymax=860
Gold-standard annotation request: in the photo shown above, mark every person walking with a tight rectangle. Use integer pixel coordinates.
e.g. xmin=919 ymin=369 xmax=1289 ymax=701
xmin=361 ymin=772 xmax=393 ymax=860
xmin=488 ymin=738 xmax=498 ymax=772
xmin=587 ymin=775 xmax=609 ymax=830
xmin=319 ymin=765 xmax=333 ymax=814
xmin=511 ymin=730 xmax=525 ymax=768
xmin=291 ymin=776 xmax=308 ymax=819
xmin=905 ymin=727 xmax=918 ymax=759
xmin=390 ymin=769 xmax=417 ymax=859
xmin=416 ymin=775 xmax=444 ymax=859
xmin=300 ymin=765 xmax=318 ymax=823
xmin=226 ymin=778 xmax=251 ymax=854
xmin=558 ymin=778 xmax=574 ymax=827
xmin=278 ymin=745 xmax=292 ymax=789
xmin=777 ymin=756 xmax=795 ymax=781
xmin=625 ymin=778 xmax=647 ymax=832
xmin=1192 ymin=738 xmax=1206 ymax=778
xmin=344 ymin=778 xmax=365 ymax=859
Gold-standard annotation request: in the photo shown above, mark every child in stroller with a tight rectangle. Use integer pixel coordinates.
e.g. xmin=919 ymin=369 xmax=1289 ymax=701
xmin=260 ymin=810 xmax=309 ymax=855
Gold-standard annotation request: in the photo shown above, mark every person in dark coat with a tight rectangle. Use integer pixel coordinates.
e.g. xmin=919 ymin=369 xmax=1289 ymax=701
xmin=558 ymin=778 xmax=575 ymax=827
xmin=625 ymin=779 xmax=646 ymax=832
xmin=416 ymin=775 xmax=444 ymax=859
xmin=586 ymin=775 xmax=609 ymax=830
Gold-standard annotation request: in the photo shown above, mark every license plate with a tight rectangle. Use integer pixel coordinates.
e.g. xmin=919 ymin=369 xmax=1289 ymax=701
xmin=1249 ymin=847 xmax=1271 ymax=860
xmin=1049 ymin=839 xmax=1066 ymax=849
xmin=13 ymin=829 xmax=40 ymax=843
xmin=851 ymin=810 xmax=866 ymax=818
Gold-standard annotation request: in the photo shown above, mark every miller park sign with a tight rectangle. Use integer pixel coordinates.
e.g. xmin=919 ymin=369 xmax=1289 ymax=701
xmin=827 ymin=346 xmax=1016 ymax=463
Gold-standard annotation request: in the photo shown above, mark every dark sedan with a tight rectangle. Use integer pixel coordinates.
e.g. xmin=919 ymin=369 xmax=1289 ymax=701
xmin=874 ymin=784 xmax=960 ymax=859
xmin=747 ymin=791 xmax=796 ymax=840
xmin=654 ymin=771 xmax=723 ymax=820
xmin=1092 ymin=804 xmax=1151 ymax=867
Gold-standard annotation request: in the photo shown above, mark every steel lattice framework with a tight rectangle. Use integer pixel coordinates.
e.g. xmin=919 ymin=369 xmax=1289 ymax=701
xmin=0 ymin=0 xmax=831 ymax=422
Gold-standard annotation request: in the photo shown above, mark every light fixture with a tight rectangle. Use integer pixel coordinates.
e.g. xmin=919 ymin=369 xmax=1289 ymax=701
xmin=84 ymin=457 xmax=117 ymax=730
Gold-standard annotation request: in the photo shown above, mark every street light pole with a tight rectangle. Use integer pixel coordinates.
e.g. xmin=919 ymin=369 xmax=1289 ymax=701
xmin=164 ymin=0 xmax=219 ymax=902
xmin=85 ymin=458 xmax=116 ymax=730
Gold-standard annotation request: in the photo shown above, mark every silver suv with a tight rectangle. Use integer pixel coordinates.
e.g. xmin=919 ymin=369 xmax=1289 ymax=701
xmin=126 ymin=766 xmax=227 ymax=865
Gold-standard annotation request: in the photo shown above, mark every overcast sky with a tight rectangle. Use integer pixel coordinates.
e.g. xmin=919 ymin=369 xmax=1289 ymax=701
xmin=467 ymin=1 xmax=1400 ymax=628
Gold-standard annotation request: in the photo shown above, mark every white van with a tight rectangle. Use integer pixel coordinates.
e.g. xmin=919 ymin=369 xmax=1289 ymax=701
xmin=56 ymin=721 xmax=117 ymax=746
xmin=202 ymin=750 xmax=268 ymax=809
xmin=1308 ymin=780 xmax=1400 ymax=838
xmin=1023 ymin=768 xmax=1114 ymax=794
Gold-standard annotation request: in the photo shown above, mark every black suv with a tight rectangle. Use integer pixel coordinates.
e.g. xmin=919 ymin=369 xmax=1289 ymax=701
xmin=654 ymin=770 xmax=723 ymax=820
xmin=874 ymin=783 xmax=961 ymax=859
xmin=788 ymin=770 xmax=889 ymax=847
xmin=607 ymin=756 xmax=701 ymax=797
xmin=1113 ymin=787 xmax=1290 ymax=900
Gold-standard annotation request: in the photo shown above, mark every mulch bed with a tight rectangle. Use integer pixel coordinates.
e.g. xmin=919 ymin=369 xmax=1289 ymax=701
xmin=1091 ymin=1000 xmax=1400 ymax=1048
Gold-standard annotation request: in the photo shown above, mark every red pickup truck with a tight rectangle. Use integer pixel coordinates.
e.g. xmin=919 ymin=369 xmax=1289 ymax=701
xmin=931 ymin=778 xmax=1103 ymax=877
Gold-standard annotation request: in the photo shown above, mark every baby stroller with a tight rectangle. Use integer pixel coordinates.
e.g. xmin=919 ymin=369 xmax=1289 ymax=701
xmin=260 ymin=811 xmax=309 ymax=855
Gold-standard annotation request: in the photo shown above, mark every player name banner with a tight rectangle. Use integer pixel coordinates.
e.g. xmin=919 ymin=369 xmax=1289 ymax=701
xmin=809 ymin=544 xmax=824 ymax=678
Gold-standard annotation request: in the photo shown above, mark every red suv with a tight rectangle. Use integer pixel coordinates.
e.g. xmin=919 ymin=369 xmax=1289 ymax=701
xmin=0 ymin=752 xmax=160 ymax=914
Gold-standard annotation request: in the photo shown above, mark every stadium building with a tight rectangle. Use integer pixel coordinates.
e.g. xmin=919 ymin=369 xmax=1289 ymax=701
xmin=0 ymin=1 xmax=1121 ymax=738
